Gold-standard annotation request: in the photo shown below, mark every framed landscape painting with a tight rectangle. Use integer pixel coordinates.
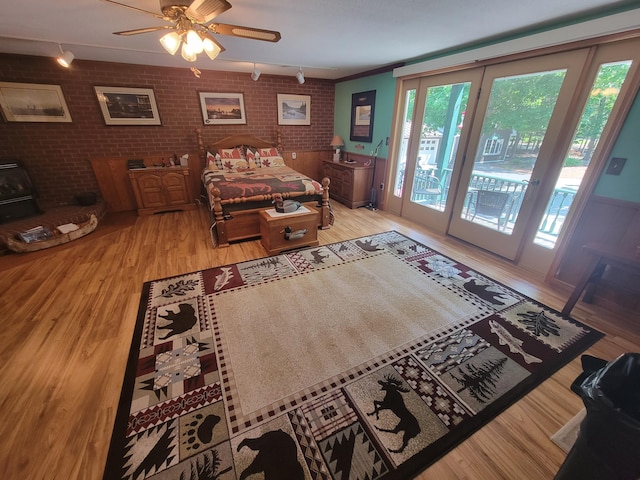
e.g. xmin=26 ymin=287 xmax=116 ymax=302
xmin=94 ymin=86 xmax=161 ymax=126
xmin=277 ymin=93 xmax=311 ymax=125
xmin=199 ymin=92 xmax=246 ymax=125
xmin=0 ymin=82 xmax=72 ymax=123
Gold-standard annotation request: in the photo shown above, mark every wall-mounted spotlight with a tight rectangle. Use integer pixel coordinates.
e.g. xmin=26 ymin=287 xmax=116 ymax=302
xmin=251 ymin=63 xmax=261 ymax=81
xmin=296 ymin=67 xmax=305 ymax=84
xmin=56 ymin=44 xmax=74 ymax=68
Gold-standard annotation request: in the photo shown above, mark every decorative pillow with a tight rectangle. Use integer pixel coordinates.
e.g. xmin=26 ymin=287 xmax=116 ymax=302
xmin=206 ymin=151 xmax=219 ymax=169
xmin=256 ymin=147 xmax=285 ymax=167
xmin=244 ymin=146 xmax=261 ymax=168
xmin=207 ymin=147 xmax=246 ymax=170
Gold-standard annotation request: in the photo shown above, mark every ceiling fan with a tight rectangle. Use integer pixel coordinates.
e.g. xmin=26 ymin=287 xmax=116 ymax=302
xmin=104 ymin=0 xmax=281 ymax=61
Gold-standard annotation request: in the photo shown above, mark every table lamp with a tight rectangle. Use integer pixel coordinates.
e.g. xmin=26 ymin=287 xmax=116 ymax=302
xmin=330 ymin=135 xmax=345 ymax=162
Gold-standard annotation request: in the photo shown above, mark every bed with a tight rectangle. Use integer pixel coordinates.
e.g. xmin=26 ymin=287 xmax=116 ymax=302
xmin=195 ymin=128 xmax=332 ymax=247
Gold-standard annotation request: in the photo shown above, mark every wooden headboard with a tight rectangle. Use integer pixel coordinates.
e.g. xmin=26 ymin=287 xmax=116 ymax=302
xmin=194 ymin=128 xmax=283 ymax=163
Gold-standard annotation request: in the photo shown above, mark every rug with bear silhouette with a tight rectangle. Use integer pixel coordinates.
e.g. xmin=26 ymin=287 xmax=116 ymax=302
xmin=103 ymin=230 xmax=603 ymax=480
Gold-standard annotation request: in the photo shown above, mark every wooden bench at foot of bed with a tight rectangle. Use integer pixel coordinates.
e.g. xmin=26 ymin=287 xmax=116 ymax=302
xmin=209 ymin=177 xmax=331 ymax=247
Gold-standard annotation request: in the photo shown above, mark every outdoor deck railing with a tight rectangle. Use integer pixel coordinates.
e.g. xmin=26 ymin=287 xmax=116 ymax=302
xmin=409 ymin=168 xmax=577 ymax=239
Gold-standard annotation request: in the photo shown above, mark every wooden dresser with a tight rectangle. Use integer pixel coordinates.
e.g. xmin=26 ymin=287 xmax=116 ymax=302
xmin=128 ymin=167 xmax=196 ymax=215
xmin=322 ymin=160 xmax=373 ymax=209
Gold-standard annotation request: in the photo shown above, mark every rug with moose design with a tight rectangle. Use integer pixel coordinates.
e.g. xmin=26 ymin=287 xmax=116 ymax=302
xmin=103 ymin=231 xmax=602 ymax=480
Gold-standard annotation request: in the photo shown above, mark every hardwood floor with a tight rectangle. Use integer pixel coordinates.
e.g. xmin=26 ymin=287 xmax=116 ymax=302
xmin=0 ymin=202 xmax=637 ymax=480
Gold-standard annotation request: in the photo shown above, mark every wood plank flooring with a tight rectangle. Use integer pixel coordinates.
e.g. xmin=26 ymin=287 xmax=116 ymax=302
xmin=1 ymin=202 xmax=637 ymax=480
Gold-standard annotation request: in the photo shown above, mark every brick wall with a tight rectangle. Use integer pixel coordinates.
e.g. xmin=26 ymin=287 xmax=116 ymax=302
xmin=0 ymin=54 xmax=335 ymax=206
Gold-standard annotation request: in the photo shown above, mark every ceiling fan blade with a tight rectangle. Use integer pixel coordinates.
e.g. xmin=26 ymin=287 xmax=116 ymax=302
xmin=114 ymin=26 xmax=174 ymax=36
xmin=101 ymin=0 xmax=166 ymax=20
xmin=207 ymin=23 xmax=281 ymax=42
xmin=185 ymin=0 xmax=232 ymax=23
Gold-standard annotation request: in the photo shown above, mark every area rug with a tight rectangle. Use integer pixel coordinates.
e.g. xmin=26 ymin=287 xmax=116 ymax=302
xmin=104 ymin=230 xmax=603 ymax=480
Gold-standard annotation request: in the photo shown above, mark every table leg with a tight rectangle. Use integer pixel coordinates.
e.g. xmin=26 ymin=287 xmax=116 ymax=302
xmin=561 ymin=256 xmax=604 ymax=316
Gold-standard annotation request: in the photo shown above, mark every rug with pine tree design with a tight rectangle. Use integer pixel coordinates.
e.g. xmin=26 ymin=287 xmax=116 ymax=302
xmin=104 ymin=230 xmax=602 ymax=480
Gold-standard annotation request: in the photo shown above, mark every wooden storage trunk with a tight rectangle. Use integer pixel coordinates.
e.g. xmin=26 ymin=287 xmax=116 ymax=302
xmin=259 ymin=206 xmax=319 ymax=255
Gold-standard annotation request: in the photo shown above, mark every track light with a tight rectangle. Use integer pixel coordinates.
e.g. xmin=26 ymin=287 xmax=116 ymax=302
xmin=296 ymin=67 xmax=305 ymax=84
xmin=251 ymin=63 xmax=261 ymax=81
xmin=56 ymin=45 xmax=74 ymax=68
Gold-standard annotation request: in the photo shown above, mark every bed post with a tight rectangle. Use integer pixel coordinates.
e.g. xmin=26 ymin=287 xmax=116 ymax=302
xmin=320 ymin=177 xmax=332 ymax=229
xmin=195 ymin=128 xmax=205 ymax=164
xmin=276 ymin=128 xmax=283 ymax=151
xmin=210 ymin=185 xmax=229 ymax=247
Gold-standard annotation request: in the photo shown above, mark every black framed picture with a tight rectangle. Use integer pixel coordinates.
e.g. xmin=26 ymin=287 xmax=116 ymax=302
xmin=350 ymin=90 xmax=376 ymax=142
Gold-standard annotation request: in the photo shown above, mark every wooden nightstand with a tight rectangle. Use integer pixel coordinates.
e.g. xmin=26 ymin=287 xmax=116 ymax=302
xmin=128 ymin=167 xmax=196 ymax=216
xmin=322 ymin=160 xmax=373 ymax=208
xmin=259 ymin=206 xmax=320 ymax=255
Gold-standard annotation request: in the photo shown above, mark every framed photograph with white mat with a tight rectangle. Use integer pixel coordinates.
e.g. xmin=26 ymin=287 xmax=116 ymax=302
xmin=94 ymin=86 xmax=161 ymax=125
xmin=277 ymin=93 xmax=310 ymax=125
xmin=0 ymin=82 xmax=72 ymax=123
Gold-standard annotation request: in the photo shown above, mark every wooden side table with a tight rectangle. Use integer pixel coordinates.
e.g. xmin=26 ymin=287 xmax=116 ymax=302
xmin=561 ymin=243 xmax=640 ymax=316
xmin=259 ymin=205 xmax=320 ymax=255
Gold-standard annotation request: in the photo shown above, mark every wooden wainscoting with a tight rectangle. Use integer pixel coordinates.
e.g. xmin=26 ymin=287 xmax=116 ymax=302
xmin=281 ymin=149 xmax=332 ymax=182
xmin=554 ymin=194 xmax=640 ymax=312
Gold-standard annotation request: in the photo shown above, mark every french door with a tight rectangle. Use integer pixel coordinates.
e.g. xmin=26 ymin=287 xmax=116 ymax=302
xmin=448 ymin=50 xmax=591 ymax=260
xmin=387 ymin=71 xmax=482 ymax=231
xmin=389 ymin=37 xmax=640 ymax=268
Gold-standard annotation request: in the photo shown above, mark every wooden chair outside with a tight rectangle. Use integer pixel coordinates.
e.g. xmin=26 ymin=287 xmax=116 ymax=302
xmin=471 ymin=190 xmax=511 ymax=230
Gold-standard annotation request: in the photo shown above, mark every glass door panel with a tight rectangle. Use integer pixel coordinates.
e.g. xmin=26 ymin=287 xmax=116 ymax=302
xmin=534 ymin=60 xmax=632 ymax=247
xmin=449 ymin=49 xmax=591 ymax=260
xmin=408 ymin=83 xmax=470 ymax=212
xmin=462 ymin=69 xmax=567 ymax=233
xmin=398 ymin=70 xmax=482 ymax=232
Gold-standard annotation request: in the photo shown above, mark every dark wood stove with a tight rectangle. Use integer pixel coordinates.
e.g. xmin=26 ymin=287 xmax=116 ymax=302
xmin=0 ymin=160 xmax=40 ymax=223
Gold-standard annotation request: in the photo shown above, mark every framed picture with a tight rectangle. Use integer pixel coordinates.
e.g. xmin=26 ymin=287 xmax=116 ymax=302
xmin=94 ymin=86 xmax=161 ymax=125
xmin=0 ymin=82 xmax=72 ymax=123
xmin=350 ymin=90 xmax=376 ymax=142
xmin=199 ymin=92 xmax=246 ymax=125
xmin=277 ymin=94 xmax=311 ymax=125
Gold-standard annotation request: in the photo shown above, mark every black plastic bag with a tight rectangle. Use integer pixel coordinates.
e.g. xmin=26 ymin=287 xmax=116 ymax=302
xmin=555 ymin=353 xmax=640 ymax=480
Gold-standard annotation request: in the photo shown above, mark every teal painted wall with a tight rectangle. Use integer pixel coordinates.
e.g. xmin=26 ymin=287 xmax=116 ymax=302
xmin=335 ymin=75 xmax=640 ymax=205
xmin=594 ymin=89 xmax=640 ymax=203
xmin=334 ymin=72 xmax=396 ymax=158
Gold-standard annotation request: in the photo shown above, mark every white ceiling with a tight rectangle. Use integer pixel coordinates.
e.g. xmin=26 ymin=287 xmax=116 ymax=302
xmin=1 ymin=0 xmax=639 ymax=80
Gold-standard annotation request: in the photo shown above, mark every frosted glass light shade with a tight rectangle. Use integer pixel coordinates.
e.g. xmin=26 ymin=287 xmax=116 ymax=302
xmin=186 ymin=30 xmax=204 ymax=54
xmin=202 ymin=37 xmax=222 ymax=60
xmin=181 ymin=42 xmax=197 ymax=62
xmin=160 ymin=32 xmax=182 ymax=55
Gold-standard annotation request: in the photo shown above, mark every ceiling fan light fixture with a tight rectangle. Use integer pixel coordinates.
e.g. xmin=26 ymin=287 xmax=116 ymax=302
xmin=251 ymin=63 xmax=261 ymax=81
xmin=159 ymin=31 xmax=182 ymax=55
xmin=56 ymin=48 xmax=74 ymax=68
xmin=181 ymin=42 xmax=197 ymax=62
xmin=296 ymin=67 xmax=305 ymax=84
xmin=202 ymin=35 xmax=223 ymax=60
xmin=186 ymin=29 xmax=204 ymax=54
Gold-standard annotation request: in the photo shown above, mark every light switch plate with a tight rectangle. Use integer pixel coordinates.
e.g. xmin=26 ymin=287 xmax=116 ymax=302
xmin=606 ymin=157 xmax=626 ymax=175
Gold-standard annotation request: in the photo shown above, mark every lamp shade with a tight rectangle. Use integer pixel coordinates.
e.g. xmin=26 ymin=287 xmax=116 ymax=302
xmin=330 ymin=135 xmax=344 ymax=148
